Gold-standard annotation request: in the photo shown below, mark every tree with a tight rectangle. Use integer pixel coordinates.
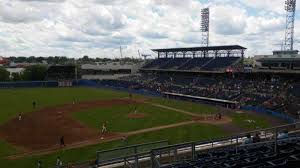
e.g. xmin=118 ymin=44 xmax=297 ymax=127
xmin=21 ymin=65 xmax=47 ymax=81
xmin=11 ymin=72 xmax=22 ymax=81
xmin=0 ymin=67 xmax=10 ymax=81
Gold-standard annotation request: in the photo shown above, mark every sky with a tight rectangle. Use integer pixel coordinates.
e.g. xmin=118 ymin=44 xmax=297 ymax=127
xmin=0 ymin=0 xmax=300 ymax=58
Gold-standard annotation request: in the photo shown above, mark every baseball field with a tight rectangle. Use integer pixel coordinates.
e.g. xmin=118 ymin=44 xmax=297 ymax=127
xmin=0 ymin=87 xmax=284 ymax=167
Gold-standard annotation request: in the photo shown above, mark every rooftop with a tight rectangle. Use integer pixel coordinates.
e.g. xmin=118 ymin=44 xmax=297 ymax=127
xmin=152 ymin=45 xmax=247 ymax=52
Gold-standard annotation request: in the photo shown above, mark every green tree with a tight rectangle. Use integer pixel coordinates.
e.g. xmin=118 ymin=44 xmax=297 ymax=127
xmin=0 ymin=67 xmax=10 ymax=81
xmin=21 ymin=65 xmax=47 ymax=81
xmin=11 ymin=72 xmax=22 ymax=81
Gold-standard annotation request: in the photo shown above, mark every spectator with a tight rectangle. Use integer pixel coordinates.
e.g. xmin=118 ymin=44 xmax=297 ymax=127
xmin=56 ymin=156 xmax=63 ymax=168
xmin=243 ymin=134 xmax=252 ymax=145
xmin=277 ymin=130 xmax=289 ymax=140
xmin=252 ymin=133 xmax=261 ymax=143
xmin=37 ymin=160 xmax=42 ymax=168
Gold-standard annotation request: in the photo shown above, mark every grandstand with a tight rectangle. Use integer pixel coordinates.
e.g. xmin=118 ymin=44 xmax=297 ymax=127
xmin=46 ymin=65 xmax=76 ymax=80
xmin=255 ymin=50 xmax=300 ymax=71
xmin=81 ymin=62 xmax=142 ymax=80
xmin=46 ymin=65 xmax=76 ymax=86
xmin=141 ymin=45 xmax=246 ymax=72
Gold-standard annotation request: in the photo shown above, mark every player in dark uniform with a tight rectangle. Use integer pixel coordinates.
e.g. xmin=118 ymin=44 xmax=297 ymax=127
xmin=60 ymin=136 xmax=66 ymax=148
xmin=33 ymin=101 xmax=37 ymax=109
xmin=37 ymin=160 xmax=42 ymax=168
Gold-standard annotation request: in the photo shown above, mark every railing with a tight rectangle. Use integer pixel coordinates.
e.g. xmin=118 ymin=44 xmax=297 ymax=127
xmin=150 ymin=122 xmax=300 ymax=168
xmin=96 ymin=140 xmax=169 ymax=167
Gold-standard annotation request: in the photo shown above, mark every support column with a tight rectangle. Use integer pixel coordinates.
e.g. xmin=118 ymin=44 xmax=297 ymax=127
xmin=227 ymin=51 xmax=231 ymax=57
xmin=215 ymin=50 xmax=218 ymax=58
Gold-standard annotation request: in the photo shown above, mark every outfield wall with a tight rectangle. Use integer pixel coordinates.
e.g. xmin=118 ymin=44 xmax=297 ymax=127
xmin=0 ymin=81 xmax=58 ymax=88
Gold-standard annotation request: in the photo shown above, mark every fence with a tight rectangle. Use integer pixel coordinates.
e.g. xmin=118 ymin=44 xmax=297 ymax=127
xmin=96 ymin=140 xmax=169 ymax=167
xmin=150 ymin=122 xmax=300 ymax=168
xmin=0 ymin=81 xmax=59 ymax=88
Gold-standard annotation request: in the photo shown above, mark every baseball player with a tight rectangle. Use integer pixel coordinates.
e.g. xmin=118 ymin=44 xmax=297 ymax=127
xmin=18 ymin=113 xmax=22 ymax=121
xmin=60 ymin=136 xmax=66 ymax=148
xmin=37 ymin=160 xmax=42 ymax=168
xmin=32 ymin=101 xmax=37 ymax=109
xmin=100 ymin=122 xmax=108 ymax=140
xmin=134 ymin=106 xmax=137 ymax=114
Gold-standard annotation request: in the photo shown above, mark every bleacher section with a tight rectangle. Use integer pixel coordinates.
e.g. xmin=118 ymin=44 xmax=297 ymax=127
xmin=160 ymin=58 xmax=191 ymax=69
xmin=202 ymin=57 xmax=240 ymax=71
xmin=146 ymin=45 xmax=246 ymax=71
xmin=160 ymin=138 xmax=300 ymax=168
xmin=142 ymin=57 xmax=241 ymax=71
xmin=143 ymin=58 xmax=171 ymax=69
xmin=46 ymin=65 xmax=75 ymax=80
xmin=178 ymin=58 xmax=213 ymax=70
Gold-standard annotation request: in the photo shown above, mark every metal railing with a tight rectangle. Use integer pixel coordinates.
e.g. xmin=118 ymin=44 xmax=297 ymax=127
xmin=96 ymin=140 xmax=169 ymax=167
xmin=150 ymin=122 xmax=300 ymax=168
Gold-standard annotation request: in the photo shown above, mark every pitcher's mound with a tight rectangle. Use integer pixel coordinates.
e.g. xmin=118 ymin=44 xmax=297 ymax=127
xmin=127 ymin=113 xmax=146 ymax=119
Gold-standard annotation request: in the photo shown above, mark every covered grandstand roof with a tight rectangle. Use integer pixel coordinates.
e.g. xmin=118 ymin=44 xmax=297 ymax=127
xmin=152 ymin=45 xmax=246 ymax=52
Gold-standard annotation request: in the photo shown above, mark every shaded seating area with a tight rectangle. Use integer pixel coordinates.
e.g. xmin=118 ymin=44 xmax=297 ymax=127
xmin=142 ymin=45 xmax=246 ymax=72
xmin=202 ymin=57 xmax=240 ymax=70
xmin=178 ymin=58 xmax=213 ymax=70
xmin=46 ymin=65 xmax=75 ymax=80
xmin=160 ymin=138 xmax=300 ymax=168
xmin=160 ymin=58 xmax=191 ymax=69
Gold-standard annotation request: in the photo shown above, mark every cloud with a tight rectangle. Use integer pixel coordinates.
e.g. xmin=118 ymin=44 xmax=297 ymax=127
xmin=212 ymin=5 xmax=247 ymax=35
xmin=19 ymin=0 xmax=66 ymax=3
xmin=0 ymin=0 xmax=296 ymax=57
xmin=0 ymin=1 xmax=43 ymax=23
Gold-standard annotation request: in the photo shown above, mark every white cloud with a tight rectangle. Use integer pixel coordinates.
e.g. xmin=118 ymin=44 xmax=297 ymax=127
xmin=0 ymin=0 xmax=297 ymax=58
xmin=211 ymin=5 xmax=247 ymax=35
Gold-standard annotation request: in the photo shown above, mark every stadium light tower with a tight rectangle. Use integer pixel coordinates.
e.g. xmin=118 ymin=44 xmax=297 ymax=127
xmin=284 ymin=0 xmax=296 ymax=51
xmin=201 ymin=8 xmax=210 ymax=47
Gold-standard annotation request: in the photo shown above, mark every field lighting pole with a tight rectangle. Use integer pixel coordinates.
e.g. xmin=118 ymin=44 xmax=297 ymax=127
xmin=284 ymin=0 xmax=297 ymax=51
xmin=201 ymin=8 xmax=210 ymax=47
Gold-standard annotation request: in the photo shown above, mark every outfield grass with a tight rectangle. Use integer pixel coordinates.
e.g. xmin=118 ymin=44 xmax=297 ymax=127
xmin=149 ymin=97 xmax=218 ymax=115
xmin=0 ymin=87 xmax=128 ymax=125
xmin=72 ymin=103 xmax=191 ymax=132
xmin=230 ymin=112 xmax=271 ymax=130
xmin=0 ymin=140 xmax=17 ymax=157
xmin=0 ymin=87 xmax=273 ymax=168
xmin=0 ymin=124 xmax=226 ymax=168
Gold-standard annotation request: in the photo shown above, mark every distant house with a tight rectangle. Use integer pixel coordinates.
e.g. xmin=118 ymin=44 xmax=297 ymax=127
xmin=6 ymin=68 xmax=24 ymax=78
xmin=0 ymin=57 xmax=8 ymax=66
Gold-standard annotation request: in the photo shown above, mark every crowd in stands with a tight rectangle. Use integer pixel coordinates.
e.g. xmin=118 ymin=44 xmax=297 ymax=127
xmin=97 ymin=74 xmax=300 ymax=119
